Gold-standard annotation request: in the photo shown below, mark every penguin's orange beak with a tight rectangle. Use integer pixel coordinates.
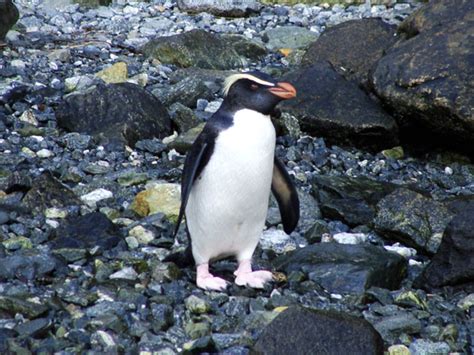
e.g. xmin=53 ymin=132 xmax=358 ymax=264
xmin=268 ymin=82 xmax=297 ymax=99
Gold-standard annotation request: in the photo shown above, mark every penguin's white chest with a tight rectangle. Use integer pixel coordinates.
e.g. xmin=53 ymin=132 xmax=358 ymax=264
xmin=186 ymin=109 xmax=276 ymax=264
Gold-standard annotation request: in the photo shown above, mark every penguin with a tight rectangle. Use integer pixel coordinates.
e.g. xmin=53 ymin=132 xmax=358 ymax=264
xmin=174 ymin=71 xmax=299 ymax=291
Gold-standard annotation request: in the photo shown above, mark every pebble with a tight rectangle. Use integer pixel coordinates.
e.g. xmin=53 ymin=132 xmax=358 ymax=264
xmin=332 ymin=232 xmax=367 ymax=244
xmin=109 ymin=267 xmax=138 ymax=281
xmin=80 ymin=188 xmax=114 ymax=207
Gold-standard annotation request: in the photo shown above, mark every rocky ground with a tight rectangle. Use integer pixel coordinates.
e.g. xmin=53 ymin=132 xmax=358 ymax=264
xmin=0 ymin=0 xmax=473 ymax=354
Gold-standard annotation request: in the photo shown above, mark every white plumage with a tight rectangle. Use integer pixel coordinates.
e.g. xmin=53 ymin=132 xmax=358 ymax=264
xmin=185 ymin=108 xmax=276 ymax=264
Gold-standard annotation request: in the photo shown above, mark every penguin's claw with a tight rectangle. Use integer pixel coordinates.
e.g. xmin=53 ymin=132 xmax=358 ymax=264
xmin=235 ymin=270 xmax=273 ymax=289
xmin=197 ymin=275 xmax=228 ymax=291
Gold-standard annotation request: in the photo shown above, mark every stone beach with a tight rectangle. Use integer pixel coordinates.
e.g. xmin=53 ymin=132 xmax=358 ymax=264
xmin=0 ymin=0 xmax=473 ymax=353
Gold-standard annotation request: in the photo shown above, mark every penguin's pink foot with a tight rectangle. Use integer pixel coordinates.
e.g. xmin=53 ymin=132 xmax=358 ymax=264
xmin=234 ymin=259 xmax=273 ymax=289
xmin=196 ymin=263 xmax=228 ymax=291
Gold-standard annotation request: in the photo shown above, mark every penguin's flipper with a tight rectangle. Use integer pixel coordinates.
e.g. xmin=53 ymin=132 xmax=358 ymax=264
xmin=173 ymin=141 xmax=208 ymax=237
xmin=272 ymin=157 xmax=300 ymax=234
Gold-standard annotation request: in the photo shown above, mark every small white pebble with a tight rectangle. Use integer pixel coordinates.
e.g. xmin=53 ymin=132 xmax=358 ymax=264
xmin=444 ymin=166 xmax=453 ymax=175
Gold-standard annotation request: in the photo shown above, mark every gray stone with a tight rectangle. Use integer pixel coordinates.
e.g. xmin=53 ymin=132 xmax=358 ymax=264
xmin=56 ymin=82 xmax=172 ymax=147
xmin=22 ymin=171 xmax=80 ymax=214
xmin=14 ymin=318 xmax=52 ymax=338
xmin=153 ymin=76 xmax=215 ymax=109
xmin=312 ymin=175 xmax=398 ymax=227
xmin=252 ymin=306 xmax=384 ymax=355
xmin=374 ymin=188 xmax=454 ymax=254
xmin=0 ymin=296 xmax=49 ymax=319
xmin=0 ymin=252 xmax=57 ymax=282
xmin=168 ymin=102 xmax=200 ymax=133
xmin=177 ymin=0 xmax=262 ymax=17
xmin=370 ymin=312 xmax=422 ymax=342
xmin=141 ymin=29 xmax=249 ymax=70
xmin=409 ymin=339 xmax=450 ymax=355
xmin=263 ymin=26 xmax=319 ymax=51
xmin=274 ymin=243 xmax=407 ymax=294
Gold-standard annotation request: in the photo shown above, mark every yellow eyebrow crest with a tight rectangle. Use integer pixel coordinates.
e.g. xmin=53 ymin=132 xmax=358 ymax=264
xmin=222 ymin=73 xmax=275 ymax=96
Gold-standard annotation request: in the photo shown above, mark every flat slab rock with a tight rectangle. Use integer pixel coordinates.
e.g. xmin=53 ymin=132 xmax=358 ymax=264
xmin=273 ymin=243 xmax=407 ymax=294
xmin=252 ymin=306 xmax=384 ymax=355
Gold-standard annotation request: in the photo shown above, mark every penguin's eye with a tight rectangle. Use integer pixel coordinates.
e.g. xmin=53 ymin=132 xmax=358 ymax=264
xmin=250 ymin=83 xmax=259 ymax=91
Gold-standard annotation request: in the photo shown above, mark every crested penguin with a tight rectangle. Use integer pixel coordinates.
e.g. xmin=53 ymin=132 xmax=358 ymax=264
xmin=174 ymin=71 xmax=299 ymax=291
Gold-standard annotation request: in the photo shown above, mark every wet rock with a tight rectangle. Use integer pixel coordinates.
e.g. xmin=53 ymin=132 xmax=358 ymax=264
xmin=274 ymin=243 xmax=407 ymax=294
xmin=141 ymin=29 xmax=249 ymax=70
xmin=50 ymin=212 xmax=121 ymax=251
xmin=371 ymin=0 xmax=474 ymax=153
xmin=374 ymin=188 xmax=454 ymax=254
xmin=0 ymin=296 xmax=49 ymax=319
xmin=153 ymin=75 xmax=215 ymax=109
xmin=131 ymin=182 xmax=181 ymax=222
xmin=252 ymin=306 xmax=384 ymax=355
xmin=150 ymin=303 xmax=174 ymax=332
xmin=263 ymin=26 xmax=319 ymax=51
xmin=0 ymin=0 xmax=19 ymax=41
xmin=414 ymin=202 xmax=474 ymax=291
xmin=177 ymin=0 xmax=261 ymax=17
xmin=56 ymin=82 xmax=172 ymax=147
xmin=302 ymin=18 xmax=397 ymax=90
xmin=312 ymin=175 xmax=398 ymax=226
xmin=281 ymin=63 xmax=399 ymax=150
xmin=0 ymin=251 xmax=58 ymax=282
xmin=22 ymin=172 xmax=80 ymax=214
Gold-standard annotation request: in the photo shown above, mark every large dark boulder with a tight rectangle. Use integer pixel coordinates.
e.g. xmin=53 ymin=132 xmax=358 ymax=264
xmin=176 ymin=0 xmax=262 ymax=17
xmin=281 ymin=63 xmax=399 ymax=150
xmin=274 ymin=243 xmax=407 ymax=294
xmin=0 ymin=0 xmax=19 ymax=41
xmin=252 ymin=306 xmax=384 ymax=355
xmin=371 ymin=0 xmax=474 ymax=153
xmin=56 ymin=82 xmax=172 ymax=147
xmin=374 ymin=188 xmax=454 ymax=254
xmin=141 ymin=29 xmax=264 ymax=70
xmin=312 ymin=175 xmax=398 ymax=226
xmin=414 ymin=201 xmax=474 ymax=292
xmin=302 ymin=18 xmax=398 ymax=91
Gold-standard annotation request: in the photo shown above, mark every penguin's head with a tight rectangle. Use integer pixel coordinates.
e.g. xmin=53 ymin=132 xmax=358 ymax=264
xmin=222 ymin=71 xmax=296 ymax=115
